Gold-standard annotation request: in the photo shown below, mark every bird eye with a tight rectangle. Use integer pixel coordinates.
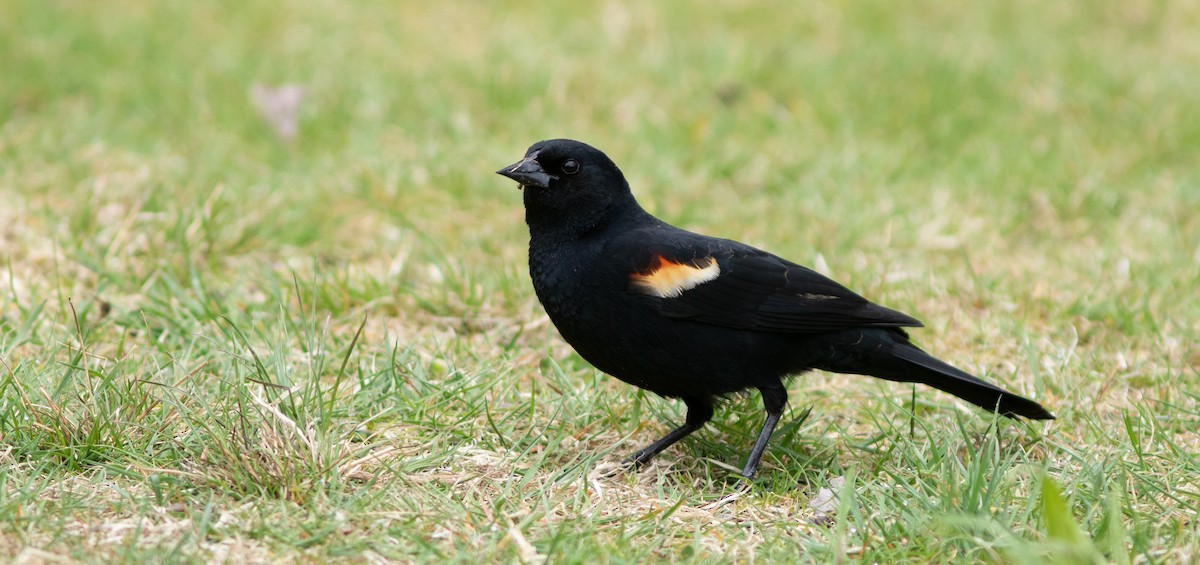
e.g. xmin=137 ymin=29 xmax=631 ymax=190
xmin=561 ymin=159 xmax=580 ymax=175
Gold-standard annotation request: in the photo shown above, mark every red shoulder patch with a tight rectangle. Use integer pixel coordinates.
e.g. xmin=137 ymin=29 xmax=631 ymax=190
xmin=630 ymin=255 xmax=721 ymax=298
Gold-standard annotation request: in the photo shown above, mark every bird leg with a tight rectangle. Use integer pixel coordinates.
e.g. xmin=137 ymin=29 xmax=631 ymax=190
xmin=627 ymin=398 xmax=713 ymax=467
xmin=738 ymin=385 xmax=788 ymax=480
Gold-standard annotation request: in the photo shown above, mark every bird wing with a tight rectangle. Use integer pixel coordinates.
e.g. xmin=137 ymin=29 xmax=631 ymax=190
xmin=614 ymin=228 xmax=923 ymax=333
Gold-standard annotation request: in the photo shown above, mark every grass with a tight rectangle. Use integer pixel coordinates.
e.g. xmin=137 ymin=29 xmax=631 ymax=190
xmin=2 ymin=0 xmax=1198 ymax=562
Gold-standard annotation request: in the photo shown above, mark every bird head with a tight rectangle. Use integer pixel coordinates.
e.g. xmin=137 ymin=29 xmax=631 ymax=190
xmin=497 ymin=139 xmax=636 ymax=235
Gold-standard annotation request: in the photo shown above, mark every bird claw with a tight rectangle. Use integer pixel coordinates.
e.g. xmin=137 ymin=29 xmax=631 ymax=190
xmin=700 ymin=479 xmax=754 ymax=510
xmin=589 ymin=459 xmax=640 ymax=480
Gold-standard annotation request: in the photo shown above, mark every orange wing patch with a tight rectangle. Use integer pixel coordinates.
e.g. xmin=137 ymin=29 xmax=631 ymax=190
xmin=630 ymin=255 xmax=721 ymax=298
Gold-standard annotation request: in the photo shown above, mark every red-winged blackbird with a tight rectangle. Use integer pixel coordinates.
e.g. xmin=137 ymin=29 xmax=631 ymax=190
xmin=498 ymin=139 xmax=1053 ymax=480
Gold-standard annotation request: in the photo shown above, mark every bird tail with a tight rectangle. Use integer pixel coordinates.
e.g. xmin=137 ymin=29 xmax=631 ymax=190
xmin=820 ymin=329 xmax=1054 ymax=420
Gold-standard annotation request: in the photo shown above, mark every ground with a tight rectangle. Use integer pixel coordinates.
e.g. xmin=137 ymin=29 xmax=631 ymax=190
xmin=1 ymin=0 xmax=1198 ymax=562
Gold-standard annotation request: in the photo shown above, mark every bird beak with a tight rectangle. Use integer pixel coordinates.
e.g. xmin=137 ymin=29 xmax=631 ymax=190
xmin=496 ymin=155 xmax=554 ymax=189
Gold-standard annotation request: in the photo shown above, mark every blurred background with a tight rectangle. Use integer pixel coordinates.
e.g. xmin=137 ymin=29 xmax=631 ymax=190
xmin=5 ymin=1 xmax=1197 ymax=269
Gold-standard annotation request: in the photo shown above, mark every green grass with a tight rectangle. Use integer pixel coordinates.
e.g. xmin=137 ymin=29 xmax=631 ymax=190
xmin=2 ymin=0 xmax=1199 ymax=562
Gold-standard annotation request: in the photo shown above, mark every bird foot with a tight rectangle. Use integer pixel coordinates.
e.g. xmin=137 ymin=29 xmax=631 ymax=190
xmin=700 ymin=480 xmax=753 ymax=510
xmin=589 ymin=459 xmax=640 ymax=480
xmin=699 ymin=478 xmax=754 ymax=510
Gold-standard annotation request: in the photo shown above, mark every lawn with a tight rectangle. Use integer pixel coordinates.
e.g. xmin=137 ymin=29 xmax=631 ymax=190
xmin=2 ymin=0 xmax=1198 ymax=562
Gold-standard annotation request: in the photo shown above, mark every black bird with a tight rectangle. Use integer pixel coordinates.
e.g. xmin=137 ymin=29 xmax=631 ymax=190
xmin=497 ymin=139 xmax=1053 ymax=481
